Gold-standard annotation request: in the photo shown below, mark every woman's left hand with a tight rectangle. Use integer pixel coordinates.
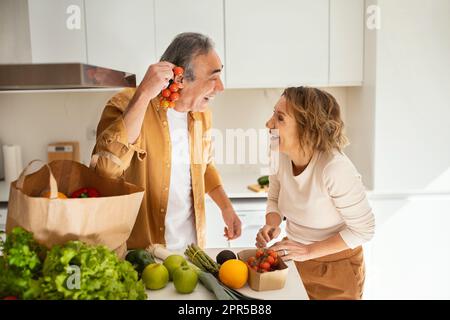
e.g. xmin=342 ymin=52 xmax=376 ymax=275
xmin=270 ymin=239 xmax=313 ymax=262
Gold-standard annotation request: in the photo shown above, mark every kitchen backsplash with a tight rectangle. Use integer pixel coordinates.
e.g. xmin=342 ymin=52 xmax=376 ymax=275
xmin=0 ymin=87 xmax=347 ymax=172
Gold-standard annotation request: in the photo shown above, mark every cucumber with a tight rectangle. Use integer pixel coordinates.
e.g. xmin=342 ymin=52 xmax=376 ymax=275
xmin=125 ymin=249 xmax=155 ymax=275
xmin=257 ymin=176 xmax=269 ymax=187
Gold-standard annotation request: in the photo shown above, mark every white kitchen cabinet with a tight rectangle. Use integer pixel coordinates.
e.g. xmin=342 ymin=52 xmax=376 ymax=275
xmin=154 ymin=0 xmax=225 ymax=76
xmin=27 ymin=0 xmax=87 ymax=63
xmin=224 ymin=0 xmax=329 ymax=88
xmin=0 ymin=203 xmax=7 ymax=232
xmin=329 ymin=0 xmax=364 ymax=85
xmin=85 ymin=0 xmax=156 ymax=83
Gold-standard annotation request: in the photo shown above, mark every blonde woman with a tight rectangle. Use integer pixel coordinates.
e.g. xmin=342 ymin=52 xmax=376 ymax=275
xmin=255 ymin=87 xmax=375 ymax=300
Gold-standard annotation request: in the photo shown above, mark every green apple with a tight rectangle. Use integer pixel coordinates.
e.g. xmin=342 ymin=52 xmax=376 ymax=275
xmin=142 ymin=263 xmax=169 ymax=290
xmin=163 ymin=255 xmax=187 ymax=281
xmin=172 ymin=265 xmax=198 ymax=294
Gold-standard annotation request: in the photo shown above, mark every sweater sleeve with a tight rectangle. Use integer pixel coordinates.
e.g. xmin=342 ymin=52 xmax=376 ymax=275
xmin=266 ymin=173 xmax=284 ymax=220
xmin=323 ymin=158 xmax=375 ymax=248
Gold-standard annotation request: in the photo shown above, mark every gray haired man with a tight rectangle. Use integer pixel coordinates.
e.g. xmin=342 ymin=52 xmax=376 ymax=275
xmin=92 ymin=33 xmax=241 ymax=251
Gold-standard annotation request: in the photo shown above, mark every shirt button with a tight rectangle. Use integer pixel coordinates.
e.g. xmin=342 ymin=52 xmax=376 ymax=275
xmin=162 ymin=121 xmax=167 ymax=126
xmin=160 ymin=208 xmax=165 ymax=213
xmin=159 ymin=227 xmax=164 ymax=231
xmin=164 ymin=186 xmax=168 ymax=191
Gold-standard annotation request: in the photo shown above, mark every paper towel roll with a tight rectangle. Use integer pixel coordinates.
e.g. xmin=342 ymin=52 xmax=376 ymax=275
xmin=2 ymin=145 xmax=23 ymax=184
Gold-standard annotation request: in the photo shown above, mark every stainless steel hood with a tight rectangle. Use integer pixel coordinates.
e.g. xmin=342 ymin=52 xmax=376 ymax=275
xmin=0 ymin=63 xmax=136 ymax=90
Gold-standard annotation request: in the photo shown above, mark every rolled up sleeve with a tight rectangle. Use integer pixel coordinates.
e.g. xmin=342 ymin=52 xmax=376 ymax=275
xmin=91 ymin=89 xmax=146 ymax=178
xmin=323 ymin=159 xmax=376 ymax=249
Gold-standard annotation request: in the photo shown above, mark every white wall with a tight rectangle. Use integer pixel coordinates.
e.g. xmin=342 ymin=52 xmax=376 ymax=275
xmin=345 ymin=0 xmax=378 ymax=190
xmin=374 ymin=0 xmax=450 ymax=192
xmin=210 ymin=87 xmax=349 ymax=175
xmin=0 ymin=87 xmax=348 ymax=172
xmin=0 ymin=90 xmax=118 ymax=166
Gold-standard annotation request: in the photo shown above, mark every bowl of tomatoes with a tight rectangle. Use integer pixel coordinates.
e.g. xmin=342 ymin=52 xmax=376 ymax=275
xmin=237 ymin=248 xmax=289 ymax=291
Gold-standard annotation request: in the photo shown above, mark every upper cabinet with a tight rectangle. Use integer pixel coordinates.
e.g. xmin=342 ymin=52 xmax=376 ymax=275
xmin=224 ymin=0 xmax=363 ymax=88
xmin=1 ymin=0 xmax=364 ymax=87
xmin=27 ymin=0 xmax=87 ymax=63
xmin=329 ymin=0 xmax=364 ymax=85
xmin=85 ymin=0 xmax=156 ymax=84
xmin=224 ymin=0 xmax=329 ymax=88
xmin=154 ymin=0 xmax=225 ymax=72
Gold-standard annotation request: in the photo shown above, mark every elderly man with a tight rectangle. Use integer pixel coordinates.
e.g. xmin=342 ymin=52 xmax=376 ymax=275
xmin=91 ymin=32 xmax=241 ymax=251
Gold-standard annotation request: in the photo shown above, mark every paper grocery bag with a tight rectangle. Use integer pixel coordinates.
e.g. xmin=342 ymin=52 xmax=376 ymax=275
xmin=6 ymin=160 xmax=144 ymax=258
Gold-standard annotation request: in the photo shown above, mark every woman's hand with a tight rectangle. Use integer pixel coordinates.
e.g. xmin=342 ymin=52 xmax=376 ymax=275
xmin=270 ymin=239 xmax=312 ymax=262
xmin=255 ymin=224 xmax=281 ymax=248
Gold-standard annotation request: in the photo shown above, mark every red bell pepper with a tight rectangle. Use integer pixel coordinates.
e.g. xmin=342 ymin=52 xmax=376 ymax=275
xmin=70 ymin=187 xmax=101 ymax=198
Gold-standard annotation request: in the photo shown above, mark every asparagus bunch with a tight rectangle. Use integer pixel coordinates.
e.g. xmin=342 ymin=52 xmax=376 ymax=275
xmin=185 ymin=244 xmax=220 ymax=275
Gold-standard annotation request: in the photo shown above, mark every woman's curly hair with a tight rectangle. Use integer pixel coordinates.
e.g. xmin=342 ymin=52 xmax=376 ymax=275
xmin=283 ymin=86 xmax=349 ymax=154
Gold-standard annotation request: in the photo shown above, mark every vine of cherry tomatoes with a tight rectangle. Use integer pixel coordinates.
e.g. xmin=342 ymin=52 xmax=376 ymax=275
xmin=246 ymin=249 xmax=279 ymax=273
xmin=159 ymin=66 xmax=184 ymax=108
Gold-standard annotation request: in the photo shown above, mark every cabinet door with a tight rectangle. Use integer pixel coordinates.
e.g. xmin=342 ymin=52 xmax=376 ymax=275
xmin=205 ymin=198 xmax=229 ymax=248
xmin=154 ymin=0 xmax=225 ymax=80
xmin=28 ymin=0 xmax=87 ymax=63
xmin=225 ymin=0 xmax=329 ymax=88
xmin=329 ymin=0 xmax=364 ymax=85
xmin=85 ymin=0 xmax=156 ymax=83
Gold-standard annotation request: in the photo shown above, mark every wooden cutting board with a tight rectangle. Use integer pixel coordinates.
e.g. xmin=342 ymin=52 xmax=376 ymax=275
xmin=247 ymin=184 xmax=269 ymax=192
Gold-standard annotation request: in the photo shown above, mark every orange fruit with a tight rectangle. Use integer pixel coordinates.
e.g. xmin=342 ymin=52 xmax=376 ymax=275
xmin=218 ymin=259 xmax=248 ymax=289
xmin=41 ymin=191 xmax=68 ymax=199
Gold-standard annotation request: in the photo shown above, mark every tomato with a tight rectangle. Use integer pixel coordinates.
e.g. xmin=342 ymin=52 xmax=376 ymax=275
xmin=266 ymin=256 xmax=275 ymax=265
xmin=260 ymin=262 xmax=271 ymax=270
xmin=169 ymin=92 xmax=180 ymax=102
xmin=169 ymin=83 xmax=179 ymax=93
xmin=247 ymin=257 xmax=255 ymax=264
xmin=3 ymin=296 xmax=18 ymax=300
xmin=256 ymin=249 xmax=264 ymax=258
xmin=173 ymin=66 xmax=184 ymax=76
xmin=259 ymin=269 xmax=267 ymax=273
xmin=168 ymin=101 xmax=175 ymax=108
xmin=162 ymin=89 xmax=171 ymax=98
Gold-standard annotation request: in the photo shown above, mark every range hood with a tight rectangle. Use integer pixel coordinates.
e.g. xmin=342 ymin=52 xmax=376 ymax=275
xmin=0 ymin=63 xmax=136 ymax=90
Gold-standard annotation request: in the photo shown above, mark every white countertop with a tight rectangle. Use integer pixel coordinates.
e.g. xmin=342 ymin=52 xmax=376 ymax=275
xmin=145 ymin=247 xmax=308 ymax=300
xmin=220 ymin=172 xmax=268 ymax=199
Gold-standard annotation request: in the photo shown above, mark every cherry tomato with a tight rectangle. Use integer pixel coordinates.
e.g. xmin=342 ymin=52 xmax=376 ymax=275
xmin=247 ymin=257 xmax=256 ymax=264
xmin=266 ymin=256 xmax=275 ymax=265
xmin=169 ymin=92 xmax=180 ymax=102
xmin=260 ymin=262 xmax=271 ymax=270
xmin=169 ymin=83 xmax=179 ymax=93
xmin=259 ymin=269 xmax=267 ymax=273
xmin=173 ymin=66 xmax=184 ymax=76
xmin=168 ymin=101 xmax=175 ymax=108
xmin=161 ymin=89 xmax=171 ymax=98
xmin=256 ymin=249 xmax=264 ymax=258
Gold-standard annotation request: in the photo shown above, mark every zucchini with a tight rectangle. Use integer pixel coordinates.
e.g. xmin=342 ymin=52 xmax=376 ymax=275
xmin=257 ymin=176 xmax=269 ymax=187
xmin=125 ymin=249 xmax=155 ymax=275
